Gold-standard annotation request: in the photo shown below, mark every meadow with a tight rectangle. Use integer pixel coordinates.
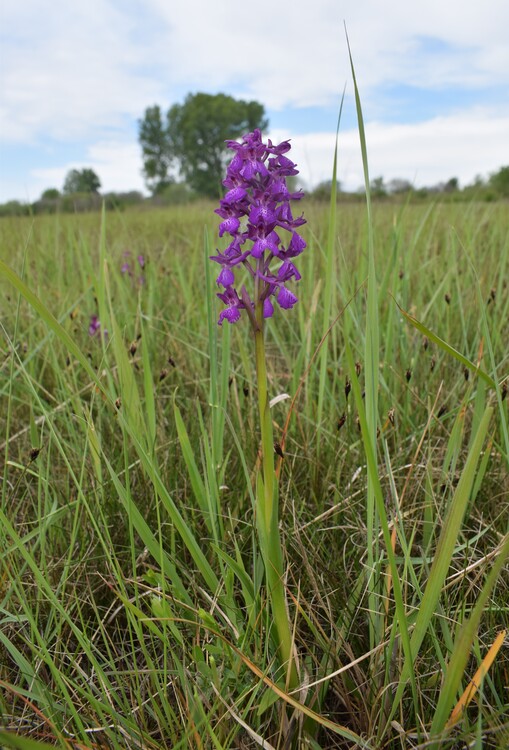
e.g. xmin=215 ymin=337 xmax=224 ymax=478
xmin=0 ymin=194 xmax=508 ymax=749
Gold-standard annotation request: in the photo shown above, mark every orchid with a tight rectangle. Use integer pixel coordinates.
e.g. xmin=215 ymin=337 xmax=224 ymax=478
xmin=88 ymin=315 xmax=107 ymax=339
xmin=210 ymin=130 xmax=306 ymax=689
xmin=211 ymin=129 xmax=306 ymax=325
xmin=88 ymin=315 xmax=101 ymax=337
xmin=121 ymin=251 xmax=145 ymax=285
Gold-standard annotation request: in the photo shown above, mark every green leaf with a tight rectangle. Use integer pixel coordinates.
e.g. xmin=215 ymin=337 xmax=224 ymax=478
xmin=389 ymin=406 xmax=494 ymax=722
xmin=395 ymin=300 xmax=496 ymax=389
xmin=0 ymin=733 xmax=68 ymax=750
xmin=257 ymin=683 xmax=285 ymax=716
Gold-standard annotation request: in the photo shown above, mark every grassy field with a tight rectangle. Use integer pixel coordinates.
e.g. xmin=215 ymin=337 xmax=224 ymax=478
xmin=0 ymin=197 xmax=508 ymax=749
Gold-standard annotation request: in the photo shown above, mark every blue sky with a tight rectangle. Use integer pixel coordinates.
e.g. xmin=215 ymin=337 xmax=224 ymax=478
xmin=1 ymin=0 xmax=508 ymax=202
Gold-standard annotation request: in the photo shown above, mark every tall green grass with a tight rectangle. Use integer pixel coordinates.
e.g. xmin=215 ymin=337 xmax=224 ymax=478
xmin=1 ymin=180 xmax=508 ymax=749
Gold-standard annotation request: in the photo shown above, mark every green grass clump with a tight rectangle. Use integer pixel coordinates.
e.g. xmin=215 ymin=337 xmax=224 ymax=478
xmin=1 ymin=191 xmax=508 ymax=749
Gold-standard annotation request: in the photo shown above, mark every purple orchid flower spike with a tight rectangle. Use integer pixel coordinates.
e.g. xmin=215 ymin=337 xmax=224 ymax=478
xmin=211 ymin=129 xmax=306 ymax=326
xmin=88 ymin=315 xmax=108 ymax=339
xmin=121 ymin=250 xmax=146 ymax=286
xmin=88 ymin=315 xmax=101 ymax=337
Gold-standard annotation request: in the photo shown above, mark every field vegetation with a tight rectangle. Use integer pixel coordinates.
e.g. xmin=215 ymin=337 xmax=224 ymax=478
xmin=1 ymin=193 xmax=508 ymax=748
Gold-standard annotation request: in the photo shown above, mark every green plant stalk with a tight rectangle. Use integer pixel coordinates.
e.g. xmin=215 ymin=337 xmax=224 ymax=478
xmin=429 ymin=530 xmax=509 ymax=740
xmin=254 ymin=299 xmax=298 ymax=690
xmin=384 ymin=405 xmax=494 ymax=731
xmin=346 ymin=31 xmax=381 ymax=649
xmin=316 ymin=93 xmax=343 ymax=443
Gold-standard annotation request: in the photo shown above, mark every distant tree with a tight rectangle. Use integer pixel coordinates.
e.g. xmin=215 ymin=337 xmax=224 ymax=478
xmin=154 ymin=182 xmax=196 ymax=206
xmin=0 ymin=200 xmax=30 ymax=217
xmin=489 ymin=166 xmax=509 ymax=196
xmin=310 ymin=180 xmax=341 ymax=201
xmin=138 ymin=93 xmax=269 ymax=197
xmin=444 ymin=177 xmax=459 ymax=192
xmin=138 ymin=105 xmax=175 ymax=195
xmin=427 ymin=181 xmax=445 ymax=194
xmin=102 ymin=191 xmax=145 ymax=210
xmin=63 ymin=168 xmax=101 ymax=194
xmin=387 ymin=178 xmax=413 ymax=194
xmin=41 ymin=187 xmax=60 ymax=200
xmin=168 ymin=93 xmax=268 ymax=197
xmin=370 ymin=176 xmax=387 ymax=197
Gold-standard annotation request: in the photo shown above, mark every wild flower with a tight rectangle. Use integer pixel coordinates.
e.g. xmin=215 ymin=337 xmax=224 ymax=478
xmin=211 ymin=130 xmax=305 ymax=689
xmin=121 ymin=251 xmax=145 ymax=285
xmin=210 ymin=129 xmax=306 ymax=325
xmin=88 ymin=315 xmax=101 ymax=336
xmin=88 ymin=315 xmax=107 ymax=339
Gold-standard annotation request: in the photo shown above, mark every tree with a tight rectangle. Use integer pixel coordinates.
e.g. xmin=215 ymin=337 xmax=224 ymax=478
xmin=63 ymin=168 xmax=101 ymax=194
xmin=489 ymin=166 xmax=509 ymax=196
xmin=138 ymin=105 xmax=174 ymax=195
xmin=370 ymin=176 xmax=387 ymax=197
xmin=444 ymin=177 xmax=459 ymax=192
xmin=138 ymin=93 xmax=268 ymax=197
xmin=310 ymin=180 xmax=341 ymax=201
xmin=387 ymin=178 xmax=413 ymax=194
xmin=41 ymin=188 xmax=60 ymax=200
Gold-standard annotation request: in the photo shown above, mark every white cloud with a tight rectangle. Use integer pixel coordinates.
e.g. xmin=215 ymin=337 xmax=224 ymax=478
xmin=341 ymin=1 xmax=509 ymax=91
xmin=1 ymin=1 xmax=166 ymax=143
xmin=275 ymin=108 xmax=509 ymax=191
xmin=29 ymin=140 xmax=146 ymax=200
xmin=2 ymin=0 xmax=509 ymax=146
xmin=146 ymin=0 xmax=509 ymax=106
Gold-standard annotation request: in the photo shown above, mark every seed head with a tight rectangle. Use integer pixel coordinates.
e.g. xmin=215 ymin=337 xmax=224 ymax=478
xmin=29 ymin=447 xmax=41 ymax=462
xmin=345 ymin=378 xmax=351 ymax=399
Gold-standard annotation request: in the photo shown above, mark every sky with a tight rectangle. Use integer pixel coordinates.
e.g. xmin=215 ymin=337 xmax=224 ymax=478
xmin=1 ymin=0 xmax=508 ymax=203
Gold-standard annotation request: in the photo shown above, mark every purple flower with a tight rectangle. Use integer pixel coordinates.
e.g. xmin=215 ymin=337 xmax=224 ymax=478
xmin=216 ymin=286 xmax=244 ymax=326
xmin=217 ymin=267 xmax=235 ymax=287
xmin=88 ymin=315 xmax=107 ymax=339
xmin=277 ymin=286 xmax=298 ymax=310
xmin=211 ymin=129 xmax=306 ymax=325
xmin=263 ymin=297 xmax=274 ymax=318
xmin=88 ymin=315 xmax=101 ymax=336
xmin=121 ymin=251 xmax=146 ymax=286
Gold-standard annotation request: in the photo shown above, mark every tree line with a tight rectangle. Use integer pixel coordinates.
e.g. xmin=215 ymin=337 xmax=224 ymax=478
xmin=1 ymin=92 xmax=508 ymax=216
xmin=311 ymin=168 xmax=509 ymax=202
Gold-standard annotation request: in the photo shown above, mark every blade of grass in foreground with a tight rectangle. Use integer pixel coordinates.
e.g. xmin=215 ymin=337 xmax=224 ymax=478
xmin=0 ymin=733 xmax=68 ymax=750
xmin=133 ymin=611 xmax=373 ymax=749
xmin=395 ymin=299 xmax=496 ymax=389
xmin=346 ymin=27 xmax=381 ymax=650
xmin=0 ymin=257 xmax=220 ymax=603
xmin=0 ymin=506 xmax=136 ymax=743
xmin=0 ymin=259 xmax=99 ymax=386
xmin=205 ymin=227 xmax=231 ymax=469
xmin=316 ymin=87 xmax=344 ymax=445
xmin=386 ymin=405 xmax=494 ymax=729
xmin=344 ymin=330 xmax=419 ymax=726
xmin=430 ymin=532 xmax=509 ymax=741
xmin=446 ymin=628 xmax=506 ymax=729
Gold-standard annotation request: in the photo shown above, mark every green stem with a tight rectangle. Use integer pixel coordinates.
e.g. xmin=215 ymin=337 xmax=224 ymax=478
xmin=254 ymin=310 xmax=274 ymax=530
xmin=254 ymin=300 xmax=298 ymax=690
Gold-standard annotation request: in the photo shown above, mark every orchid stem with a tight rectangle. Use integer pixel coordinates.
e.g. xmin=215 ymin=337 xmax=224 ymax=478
xmin=254 ymin=303 xmax=298 ymax=690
